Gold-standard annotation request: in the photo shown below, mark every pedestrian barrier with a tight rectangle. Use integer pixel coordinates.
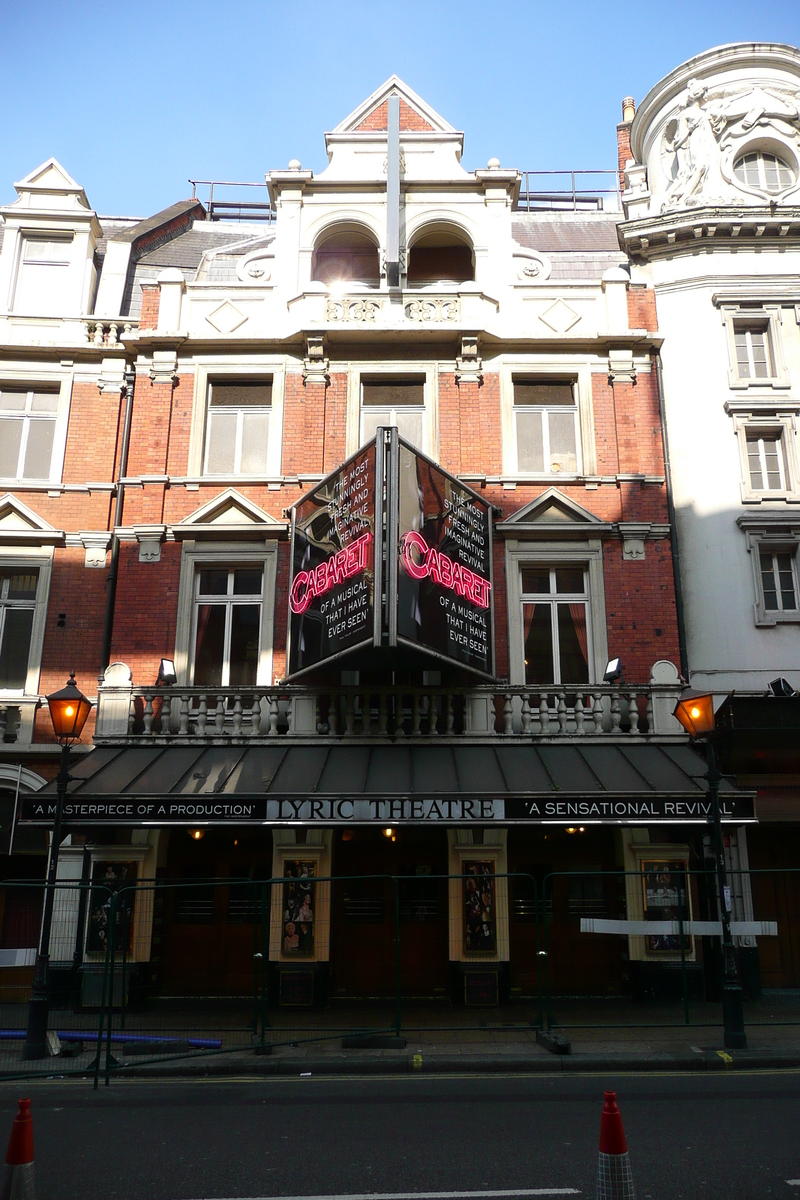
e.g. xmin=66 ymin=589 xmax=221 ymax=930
xmin=596 ymin=1091 xmax=635 ymax=1200
xmin=0 ymin=865 xmax=797 ymax=1083
xmin=0 ymin=1098 xmax=35 ymax=1200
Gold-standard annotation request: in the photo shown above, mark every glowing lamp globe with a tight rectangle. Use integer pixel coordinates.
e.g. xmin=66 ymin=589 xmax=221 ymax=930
xmin=47 ymin=674 xmax=93 ymax=741
xmin=673 ymin=689 xmax=715 ymax=738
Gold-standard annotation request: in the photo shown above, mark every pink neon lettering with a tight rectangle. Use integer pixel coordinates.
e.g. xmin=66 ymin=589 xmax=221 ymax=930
xmin=399 ymin=531 xmax=491 ymax=609
xmin=290 ymin=531 xmax=372 ymax=614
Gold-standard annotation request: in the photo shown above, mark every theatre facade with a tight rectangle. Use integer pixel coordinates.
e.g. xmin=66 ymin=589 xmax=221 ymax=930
xmin=0 ymin=71 xmax=765 ymax=1008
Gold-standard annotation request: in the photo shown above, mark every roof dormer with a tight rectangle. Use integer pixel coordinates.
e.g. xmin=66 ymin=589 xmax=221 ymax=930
xmin=0 ymin=158 xmax=101 ymax=317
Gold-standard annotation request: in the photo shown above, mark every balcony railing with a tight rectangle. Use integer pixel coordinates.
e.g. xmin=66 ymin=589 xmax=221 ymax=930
xmin=517 ymin=170 xmax=621 ymax=212
xmin=94 ymin=682 xmax=684 ymax=745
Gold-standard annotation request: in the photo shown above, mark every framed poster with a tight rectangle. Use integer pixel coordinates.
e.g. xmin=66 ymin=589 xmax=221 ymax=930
xmin=393 ymin=436 xmax=494 ymax=677
xmin=86 ymin=860 xmax=137 ymax=955
xmin=463 ymin=861 xmax=496 ymax=953
xmin=286 ymin=439 xmax=380 ymax=677
xmin=282 ymin=860 xmax=315 ymax=956
xmin=641 ymin=859 xmax=692 ymax=955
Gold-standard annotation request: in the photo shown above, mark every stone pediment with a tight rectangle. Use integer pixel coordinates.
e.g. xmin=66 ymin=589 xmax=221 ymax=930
xmin=172 ymin=489 xmax=286 ymax=538
xmin=0 ymin=494 xmax=63 ymax=543
xmin=496 ymin=488 xmax=611 ymax=538
xmin=333 ymin=76 xmax=455 ymax=135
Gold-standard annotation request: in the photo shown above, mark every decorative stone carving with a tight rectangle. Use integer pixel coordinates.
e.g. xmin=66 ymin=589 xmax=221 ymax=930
xmin=149 ymin=349 xmax=179 ymax=385
xmin=618 ymin=522 xmax=650 ymax=560
xmin=539 ymin=298 xmax=580 ymax=334
xmin=236 ymin=248 xmax=274 ymax=282
xmin=325 ymin=297 xmax=382 ymax=323
xmin=303 ymin=334 xmax=329 ymax=385
xmin=660 ymin=77 xmax=800 ymax=211
xmin=80 ymin=532 xmax=111 ymax=568
xmin=512 ymin=248 xmax=551 ymax=282
xmin=455 ymin=334 xmax=482 ymax=385
xmin=380 ymin=248 xmax=407 ymax=276
xmin=608 ymin=349 xmax=637 ymax=384
xmin=206 ymin=300 xmax=248 ymax=334
xmin=404 ymin=297 xmax=459 ymax=323
xmin=135 ymin=525 xmax=166 ymax=563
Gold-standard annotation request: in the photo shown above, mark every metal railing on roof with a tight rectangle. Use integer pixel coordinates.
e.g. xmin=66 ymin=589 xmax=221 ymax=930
xmin=189 ymin=180 xmax=276 ymax=222
xmin=517 ymin=170 xmax=622 ymax=212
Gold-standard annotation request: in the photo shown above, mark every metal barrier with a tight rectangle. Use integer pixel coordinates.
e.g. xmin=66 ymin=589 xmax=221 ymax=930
xmin=0 ymin=867 xmax=797 ymax=1084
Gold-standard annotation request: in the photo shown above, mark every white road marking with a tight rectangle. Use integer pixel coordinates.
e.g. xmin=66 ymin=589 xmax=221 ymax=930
xmin=786 ymin=1181 xmax=800 ymax=1186
xmin=186 ymin=1192 xmax=581 ymax=1200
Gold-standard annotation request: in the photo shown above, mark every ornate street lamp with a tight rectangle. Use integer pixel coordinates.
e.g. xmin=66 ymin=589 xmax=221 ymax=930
xmin=673 ymin=688 xmax=746 ymax=1049
xmin=24 ymin=674 xmax=92 ymax=1060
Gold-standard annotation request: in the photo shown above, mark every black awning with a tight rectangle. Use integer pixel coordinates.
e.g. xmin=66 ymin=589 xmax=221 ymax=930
xmin=21 ymin=741 xmax=756 ymax=826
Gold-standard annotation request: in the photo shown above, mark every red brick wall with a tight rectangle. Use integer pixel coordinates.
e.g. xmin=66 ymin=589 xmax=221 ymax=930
xmin=139 ymin=285 xmax=160 ymax=331
xmin=627 ymin=285 xmax=658 ymax=332
xmin=617 ymin=122 xmax=632 ymax=177
xmin=354 ymin=98 xmax=434 ymax=132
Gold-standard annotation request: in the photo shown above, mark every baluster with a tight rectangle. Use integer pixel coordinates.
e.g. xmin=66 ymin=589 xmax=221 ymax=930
xmin=268 ymin=695 xmax=279 ymax=736
xmin=232 ymin=695 xmax=243 ymax=737
xmin=128 ymin=694 xmax=137 ymax=735
xmin=412 ymin=691 xmax=422 ymax=736
xmin=196 ymin=695 xmax=207 ymax=736
xmin=539 ymin=694 xmax=550 ymax=736
xmin=610 ymin=692 xmax=622 ymax=733
xmin=378 ymin=692 xmax=388 ymax=736
xmin=521 ymin=693 xmax=531 ymax=735
xmin=82 ymin=321 xmax=91 ymax=344
xmin=360 ymin=693 xmax=372 ymax=737
xmin=445 ymin=693 xmax=455 ymax=736
xmin=429 ymin=694 xmax=440 ymax=736
xmin=575 ymin=693 xmax=585 ymax=736
xmin=107 ymin=322 xmax=118 ymax=346
xmin=344 ymin=695 xmax=355 ymax=737
xmin=250 ymin=694 xmax=262 ymax=736
xmin=628 ymin=692 xmax=640 ymax=734
xmin=557 ymin=692 xmax=567 ymax=735
xmin=645 ymin=692 xmax=654 ymax=735
xmin=123 ymin=322 xmax=133 ymax=338
xmin=160 ymin=692 xmax=172 ymax=738
xmin=394 ymin=692 xmax=406 ymax=737
xmin=93 ymin=321 xmax=104 ymax=345
xmin=0 ymin=708 xmax=7 ymax=743
xmin=214 ymin=695 xmax=225 ymax=734
xmin=178 ymin=694 xmax=190 ymax=736
xmin=503 ymin=694 xmax=513 ymax=736
xmin=328 ymin=697 xmax=338 ymax=736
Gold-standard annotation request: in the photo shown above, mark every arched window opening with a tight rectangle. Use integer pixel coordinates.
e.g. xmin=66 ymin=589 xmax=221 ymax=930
xmin=733 ymin=149 xmax=795 ymax=193
xmin=312 ymin=231 xmax=380 ymax=288
xmin=407 ymin=230 xmax=474 ymax=286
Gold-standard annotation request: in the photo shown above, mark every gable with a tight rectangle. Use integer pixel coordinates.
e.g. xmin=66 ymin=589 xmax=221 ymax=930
xmin=173 ymin=488 xmax=286 ymax=537
xmin=354 ymin=98 xmax=435 ymax=133
xmin=0 ymin=494 xmax=62 ymax=543
xmin=16 ymin=158 xmax=82 ymax=193
xmin=496 ymin=488 xmax=611 ymax=538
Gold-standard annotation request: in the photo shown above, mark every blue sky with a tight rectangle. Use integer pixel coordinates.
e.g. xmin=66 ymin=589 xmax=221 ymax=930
xmin=2 ymin=0 xmax=799 ymax=217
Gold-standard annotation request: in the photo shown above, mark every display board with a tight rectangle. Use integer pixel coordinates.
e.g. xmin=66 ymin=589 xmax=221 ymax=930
xmin=393 ymin=437 xmax=494 ymax=677
xmin=286 ymin=440 xmax=379 ymax=677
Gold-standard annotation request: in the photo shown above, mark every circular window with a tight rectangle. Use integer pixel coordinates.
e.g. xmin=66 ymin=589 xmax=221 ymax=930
xmin=733 ymin=149 xmax=795 ymax=193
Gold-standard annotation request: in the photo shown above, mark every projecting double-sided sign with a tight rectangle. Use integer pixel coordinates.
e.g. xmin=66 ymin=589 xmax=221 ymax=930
xmin=286 ymin=430 xmax=494 ymax=678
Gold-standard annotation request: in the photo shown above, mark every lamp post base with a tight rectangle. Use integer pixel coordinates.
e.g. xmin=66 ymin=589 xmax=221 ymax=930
xmin=722 ymin=984 xmax=747 ymax=1050
xmin=22 ymin=995 xmax=51 ymax=1060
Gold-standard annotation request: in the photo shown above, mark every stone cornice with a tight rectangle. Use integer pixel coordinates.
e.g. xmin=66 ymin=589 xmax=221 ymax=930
xmin=618 ymin=205 xmax=800 ymax=259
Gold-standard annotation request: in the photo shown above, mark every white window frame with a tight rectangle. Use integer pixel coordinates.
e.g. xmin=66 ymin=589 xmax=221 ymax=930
xmin=187 ymin=359 xmax=285 ymax=480
xmin=733 ymin=414 xmax=800 ymax=503
xmin=0 ymin=371 xmax=72 ymax=486
xmin=191 ymin=565 xmax=264 ymax=687
xmin=500 ymin=360 xmax=595 ymax=479
xmin=12 ymin=232 xmax=76 ymax=316
xmin=517 ymin=563 xmax=592 ymax=686
xmin=722 ymin=306 xmax=790 ymax=391
xmin=174 ymin=541 xmax=278 ymax=685
xmin=504 ymin=540 xmax=608 ymax=685
xmin=202 ymin=382 xmax=273 ymax=478
xmin=346 ymin=363 xmax=438 ymax=457
xmin=0 ymin=548 xmax=53 ymax=744
xmin=742 ymin=529 xmax=800 ymax=626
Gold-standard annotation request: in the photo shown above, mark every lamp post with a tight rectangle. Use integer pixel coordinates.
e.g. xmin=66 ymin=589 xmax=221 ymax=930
xmin=673 ymin=688 xmax=746 ymax=1050
xmin=23 ymin=674 xmax=92 ymax=1060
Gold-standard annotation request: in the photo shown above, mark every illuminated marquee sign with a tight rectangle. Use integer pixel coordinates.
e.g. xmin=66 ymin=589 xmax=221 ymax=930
xmin=286 ymin=430 xmax=494 ymax=679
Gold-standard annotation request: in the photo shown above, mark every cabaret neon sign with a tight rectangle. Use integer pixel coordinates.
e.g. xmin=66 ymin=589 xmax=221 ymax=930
xmin=399 ymin=530 xmax=491 ymax=609
xmin=289 ymin=531 xmax=372 ymax=615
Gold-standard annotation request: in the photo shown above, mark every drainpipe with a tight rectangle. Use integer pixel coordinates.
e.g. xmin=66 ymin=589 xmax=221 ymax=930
xmin=100 ymin=364 xmax=136 ymax=674
xmin=654 ymin=350 xmax=689 ymax=680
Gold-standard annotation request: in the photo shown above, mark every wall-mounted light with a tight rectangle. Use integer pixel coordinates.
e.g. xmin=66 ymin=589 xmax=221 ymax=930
xmin=673 ymin=689 xmax=715 ymax=737
xmin=603 ymin=658 xmax=623 ymax=683
xmin=157 ymin=659 xmax=177 ymax=686
xmin=188 ymin=829 xmax=205 ymax=841
xmin=565 ymin=826 xmax=585 ymax=834
xmin=769 ymin=677 xmax=796 ymax=698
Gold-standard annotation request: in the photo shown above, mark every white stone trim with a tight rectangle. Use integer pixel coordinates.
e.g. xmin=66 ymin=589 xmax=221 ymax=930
xmin=499 ymin=358 xmax=596 ymax=478
xmin=0 ymin=366 xmax=74 ymax=486
xmin=187 ymin=357 xmax=286 ymax=479
xmin=732 ymin=412 xmax=800 ymax=504
xmin=720 ymin=304 xmax=791 ymax=393
xmin=346 ymin=361 xmax=438 ymax=458
xmin=504 ymin=539 xmax=609 ymax=686
xmin=0 ymin=544 xmax=54 ymax=711
xmin=173 ymin=539 xmax=278 ymax=685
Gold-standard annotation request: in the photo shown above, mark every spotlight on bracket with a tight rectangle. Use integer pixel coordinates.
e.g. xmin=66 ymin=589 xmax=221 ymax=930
xmin=769 ymin=677 xmax=797 ymax=698
xmin=157 ymin=658 xmax=177 ymax=686
xmin=603 ymin=658 xmax=623 ymax=683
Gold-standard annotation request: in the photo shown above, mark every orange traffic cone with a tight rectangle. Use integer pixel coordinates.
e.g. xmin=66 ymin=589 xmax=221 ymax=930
xmin=597 ymin=1091 xmax=635 ymax=1200
xmin=0 ymin=1099 xmax=35 ymax=1200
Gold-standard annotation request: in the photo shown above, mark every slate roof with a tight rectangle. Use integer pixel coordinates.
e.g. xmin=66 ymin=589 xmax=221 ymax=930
xmin=512 ymin=213 xmax=622 ymax=253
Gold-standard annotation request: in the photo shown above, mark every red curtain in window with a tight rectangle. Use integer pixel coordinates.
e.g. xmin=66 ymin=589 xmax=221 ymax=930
xmin=522 ymin=603 xmax=536 ymax=648
xmin=568 ymin=603 xmax=588 ymax=668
